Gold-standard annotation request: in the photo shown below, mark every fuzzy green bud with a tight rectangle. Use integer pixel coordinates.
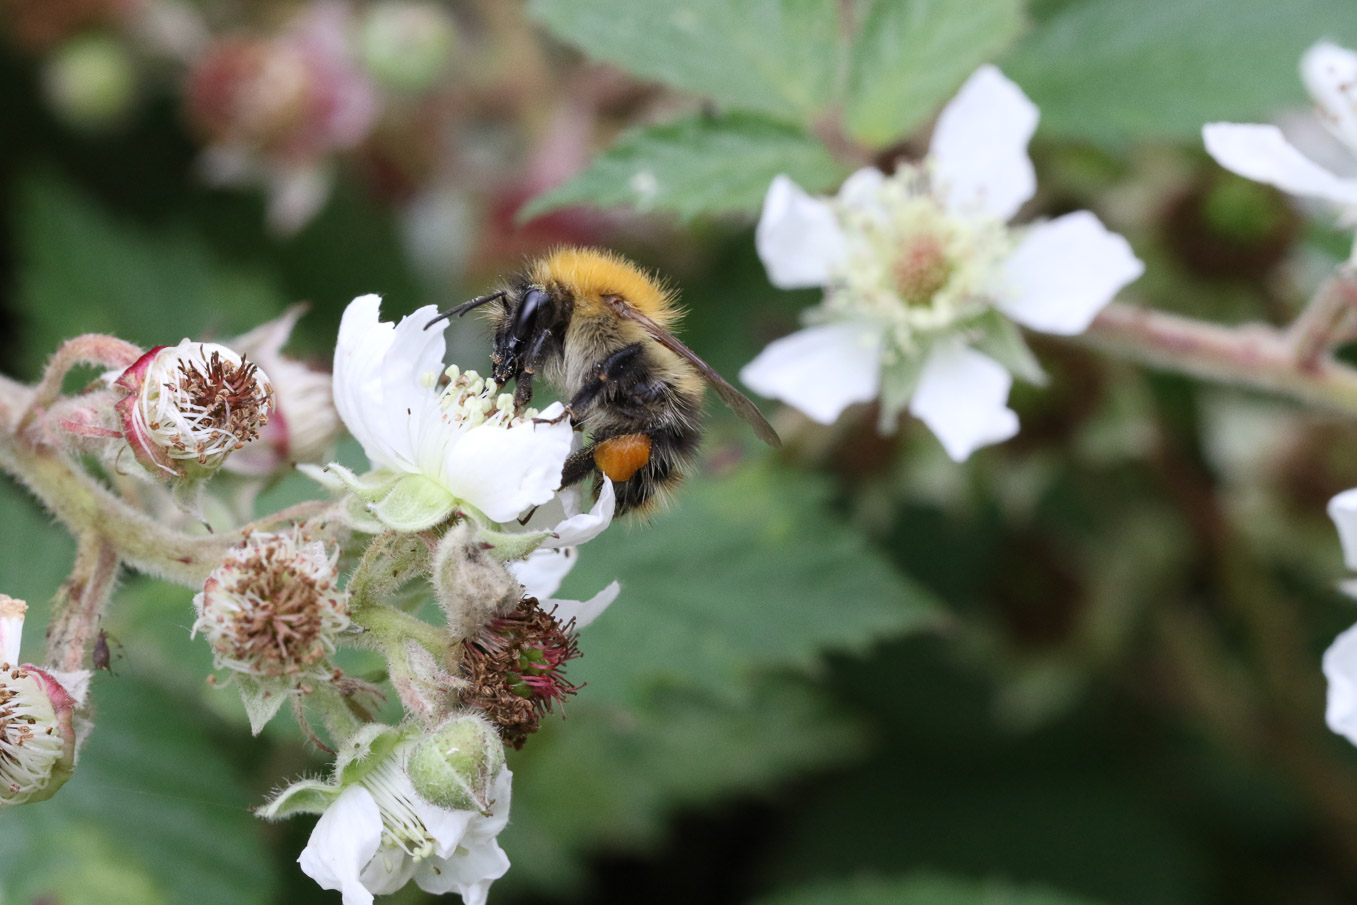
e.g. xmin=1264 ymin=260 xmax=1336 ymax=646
xmin=359 ymin=2 xmax=457 ymax=95
xmin=42 ymin=34 xmax=137 ymax=132
xmin=433 ymin=523 xmax=521 ymax=640
xmin=406 ymin=713 xmax=505 ymax=813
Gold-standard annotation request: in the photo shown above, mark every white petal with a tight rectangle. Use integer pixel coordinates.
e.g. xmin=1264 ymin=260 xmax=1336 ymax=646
xmin=740 ymin=322 xmax=883 ymax=424
xmin=1203 ymin=122 xmax=1357 ymax=205
xmin=416 ymin=840 xmax=509 ymax=905
xmin=835 ymin=166 xmax=890 ymax=227
xmin=1325 ymin=622 xmax=1357 ymax=746
xmin=929 ymin=65 xmax=1038 ymax=221
xmin=404 ymin=778 xmax=475 ymax=861
xmin=299 ymin=786 xmax=383 ymax=905
xmin=1301 ymin=41 xmax=1357 ymax=153
xmin=358 ymin=849 xmax=417 ymax=897
xmin=994 ymin=211 xmax=1144 ymax=335
xmin=0 ymin=596 xmax=25 ymax=666
xmin=756 ymin=175 xmax=847 ymax=289
xmin=549 ymin=581 xmax=622 ymax=630
xmin=908 ymin=340 xmax=1018 ymax=461
xmin=546 ymin=479 xmax=616 ymax=548
xmin=333 ymin=296 xmax=446 ymax=475
xmin=267 ymin=164 xmax=332 ymax=236
xmin=1329 ymin=488 xmax=1357 ymax=570
xmin=414 ymin=769 xmax=513 ymax=904
xmin=511 ymin=547 xmax=577 ymax=600
xmin=440 ymin=403 xmax=574 ymax=523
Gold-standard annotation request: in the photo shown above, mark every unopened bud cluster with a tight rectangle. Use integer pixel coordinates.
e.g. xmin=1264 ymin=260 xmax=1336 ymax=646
xmin=193 ymin=531 xmax=348 ymax=681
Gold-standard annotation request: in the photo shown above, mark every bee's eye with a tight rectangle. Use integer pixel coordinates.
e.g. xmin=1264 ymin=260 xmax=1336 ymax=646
xmin=512 ymin=289 xmax=547 ymax=340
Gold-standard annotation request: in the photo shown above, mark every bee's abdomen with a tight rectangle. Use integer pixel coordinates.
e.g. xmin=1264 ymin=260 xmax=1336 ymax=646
xmin=601 ymin=394 xmax=702 ymax=516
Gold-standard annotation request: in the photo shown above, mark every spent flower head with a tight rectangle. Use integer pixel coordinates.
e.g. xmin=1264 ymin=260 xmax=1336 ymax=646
xmin=741 ymin=65 xmax=1143 ymax=461
xmin=0 ymin=596 xmax=87 ymax=807
xmin=193 ymin=530 xmax=348 ymax=732
xmin=185 ymin=2 xmax=378 ymax=232
xmin=462 ymin=596 xmax=583 ymax=749
xmin=193 ymin=530 xmax=349 ymax=680
xmin=319 ymin=294 xmax=573 ymax=532
xmin=114 ymin=339 xmax=274 ymax=479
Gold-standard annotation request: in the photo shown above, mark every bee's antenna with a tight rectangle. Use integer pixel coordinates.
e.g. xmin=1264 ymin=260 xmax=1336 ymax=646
xmin=424 ymin=290 xmax=509 ymax=330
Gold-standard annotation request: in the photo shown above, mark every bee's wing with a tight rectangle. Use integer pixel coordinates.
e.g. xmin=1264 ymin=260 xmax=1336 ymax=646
xmin=611 ymin=299 xmax=782 ymax=448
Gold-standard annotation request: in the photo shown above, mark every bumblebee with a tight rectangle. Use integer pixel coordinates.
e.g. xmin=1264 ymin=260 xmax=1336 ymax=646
xmin=426 ymin=247 xmax=780 ymax=515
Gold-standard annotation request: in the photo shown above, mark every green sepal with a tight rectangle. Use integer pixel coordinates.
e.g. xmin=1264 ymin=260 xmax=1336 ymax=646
xmin=234 ymin=676 xmax=289 ymax=736
xmin=256 ymin=777 xmax=338 ymax=821
xmin=341 ymin=494 xmax=389 ymax=535
xmin=876 ymin=353 xmax=927 ymax=435
xmin=335 ymin=722 xmax=405 ymax=785
xmin=971 ymin=308 xmax=1048 ymax=386
xmin=370 ymin=474 xmax=456 ymax=533
xmin=407 ymin=714 xmax=506 ymax=814
xmin=170 ymin=476 xmax=210 ymax=527
xmin=321 ymin=463 xmax=402 ymax=502
xmin=296 ymin=462 xmax=347 ymax=493
xmin=476 ymin=525 xmax=554 ymax=563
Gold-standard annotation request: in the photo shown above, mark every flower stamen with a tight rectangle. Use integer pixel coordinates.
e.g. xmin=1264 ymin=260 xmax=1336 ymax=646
xmin=462 ymin=598 xmax=581 ymax=749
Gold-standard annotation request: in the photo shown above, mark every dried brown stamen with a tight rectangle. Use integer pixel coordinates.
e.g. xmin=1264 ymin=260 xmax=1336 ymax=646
xmin=461 ymin=597 xmax=582 ymax=750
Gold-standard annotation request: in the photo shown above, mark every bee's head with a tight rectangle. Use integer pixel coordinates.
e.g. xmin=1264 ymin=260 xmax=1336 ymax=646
xmin=491 ymin=287 xmax=548 ymax=384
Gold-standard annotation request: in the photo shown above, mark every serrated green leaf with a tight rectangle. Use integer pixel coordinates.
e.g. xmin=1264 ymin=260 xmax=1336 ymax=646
xmin=500 ymin=677 xmax=865 ymax=892
xmin=12 ymin=172 xmax=284 ymax=379
xmin=1003 ymin=0 xmax=1357 ymax=145
xmin=0 ymin=676 xmax=279 ymax=905
xmin=558 ymin=467 xmax=945 ymax=705
xmin=529 ymin=0 xmax=842 ymax=122
xmin=522 ymin=114 xmax=843 ymax=222
xmin=753 ymin=874 xmax=1108 ymax=905
xmin=846 ymin=0 xmax=1025 ymax=146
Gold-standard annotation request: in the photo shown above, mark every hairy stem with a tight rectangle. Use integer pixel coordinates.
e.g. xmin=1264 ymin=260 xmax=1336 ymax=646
xmin=1077 ymin=301 xmax=1357 ymax=415
xmin=0 ymin=429 xmax=337 ymax=587
xmin=22 ymin=335 xmax=142 ymax=429
xmin=1287 ymin=266 xmax=1357 ymax=369
xmin=45 ymin=534 xmax=120 ymax=672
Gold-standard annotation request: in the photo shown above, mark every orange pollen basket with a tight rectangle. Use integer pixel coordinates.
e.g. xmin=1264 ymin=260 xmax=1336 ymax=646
xmin=593 ymin=433 xmax=653 ymax=482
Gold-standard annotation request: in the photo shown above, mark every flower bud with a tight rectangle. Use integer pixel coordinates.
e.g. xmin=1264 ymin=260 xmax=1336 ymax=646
xmin=0 ymin=596 xmax=82 ymax=807
xmin=406 ymin=713 xmax=505 ymax=813
xmin=192 ymin=531 xmax=348 ymax=680
xmin=114 ymin=340 xmax=274 ymax=479
xmin=434 ymin=523 xmax=522 ymax=641
xmin=184 ymin=7 xmax=375 ymax=160
xmin=358 ymin=2 xmax=457 ymax=95
xmin=462 ymin=597 xmax=582 ymax=749
xmin=42 ymin=33 xmax=138 ymax=132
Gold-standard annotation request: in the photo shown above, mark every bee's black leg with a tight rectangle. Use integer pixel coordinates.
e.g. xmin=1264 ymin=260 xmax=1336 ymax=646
xmin=560 ymin=448 xmax=597 ymax=488
xmin=565 ymin=344 xmax=647 ymax=415
xmin=513 ymin=371 xmax=535 ymax=409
